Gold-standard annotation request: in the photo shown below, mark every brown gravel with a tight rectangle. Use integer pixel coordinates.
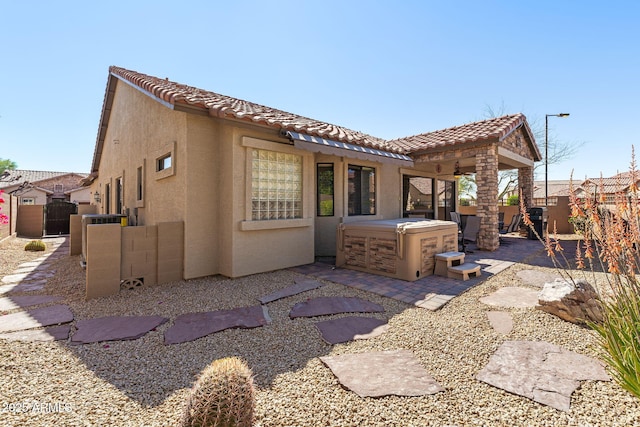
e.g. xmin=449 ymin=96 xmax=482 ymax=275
xmin=1 ymin=235 xmax=639 ymax=426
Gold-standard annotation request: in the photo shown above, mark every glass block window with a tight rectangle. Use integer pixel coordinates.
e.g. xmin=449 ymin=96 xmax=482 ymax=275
xmin=251 ymin=149 xmax=303 ymax=220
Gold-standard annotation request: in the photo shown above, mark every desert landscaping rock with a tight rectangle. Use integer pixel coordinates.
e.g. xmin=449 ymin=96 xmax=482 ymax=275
xmin=477 ymin=340 xmax=610 ymax=411
xmin=164 ymin=305 xmax=269 ymax=345
xmin=479 ymin=286 xmax=539 ymax=308
xmin=486 ymin=311 xmax=513 ymax=334
xmin=516 ymin=269 xmax=561 ymax=287
xmin=0 ymin=325 xmax=71 ymax=342
xmin=0 ymin=304 xmax=73 ymax=333
xmin=72 ymin=315 xmax=169 ymax=344
xmin=289 ymin=296 xmax=384 ymax=318
xmin=0 ymin=295 xmax=62 ymax=311
xmin=314 ymin=316 xmax=389 ymax=344
xmin=537 ymin=279 xmax=603 ymax=324
xmin=258 ymin=278 xmax=324 ymax=304
xmin=2 ymin=236 xmax=639 ymax=426
xmin=320 ymin=350 xmax=445 ymax=397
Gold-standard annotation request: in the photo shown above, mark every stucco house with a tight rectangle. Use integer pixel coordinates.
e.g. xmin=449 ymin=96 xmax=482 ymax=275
xmin=0 ymin=170 xmax=91 ymax=205
xmin=85 ymin=66 xmax=540 ymax=281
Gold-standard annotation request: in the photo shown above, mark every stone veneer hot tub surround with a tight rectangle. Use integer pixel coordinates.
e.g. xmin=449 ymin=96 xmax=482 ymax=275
xmin=336 ymin=219 xmax=458 ymax=282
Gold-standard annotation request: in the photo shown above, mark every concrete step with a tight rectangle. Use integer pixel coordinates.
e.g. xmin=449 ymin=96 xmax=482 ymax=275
xmin=447 ymin=262 xmax=481 ymax=281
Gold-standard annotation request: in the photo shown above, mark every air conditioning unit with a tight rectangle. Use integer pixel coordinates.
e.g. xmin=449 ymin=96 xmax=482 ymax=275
xmin=81 ymin=214 xmax=127 ymax=266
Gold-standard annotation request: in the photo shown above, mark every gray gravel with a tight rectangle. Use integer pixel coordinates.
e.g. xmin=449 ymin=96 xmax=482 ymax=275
xmin=1 ymin=235 xmax=639 ymax=426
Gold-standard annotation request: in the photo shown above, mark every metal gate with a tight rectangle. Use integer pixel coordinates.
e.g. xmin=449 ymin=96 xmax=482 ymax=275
xmin=45 ymin=201 xmax=77 ymax=235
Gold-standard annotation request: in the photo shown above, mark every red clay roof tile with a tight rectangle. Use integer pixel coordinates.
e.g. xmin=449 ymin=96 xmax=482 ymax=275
xmin=109 ymin=66 xmax=401 ymax=154
xmin=388 ymin=114 xmax=533 ymax=153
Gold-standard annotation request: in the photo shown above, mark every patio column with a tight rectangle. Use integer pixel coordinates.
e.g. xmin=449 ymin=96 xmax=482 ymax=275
xmin=475 ymin=146 xmax=499 ymax=251
xmin=518 ymin=166 xmax=534 ymax=208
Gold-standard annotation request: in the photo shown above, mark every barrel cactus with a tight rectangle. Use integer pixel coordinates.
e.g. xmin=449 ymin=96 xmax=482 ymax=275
xmin=181 ymin=357 xmax=255 ymax=427
xmin=24 ymin=240 xmax=46 ymax=251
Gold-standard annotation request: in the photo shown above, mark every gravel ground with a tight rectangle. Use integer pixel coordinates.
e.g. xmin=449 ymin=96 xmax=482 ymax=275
xmin=1 ymin=235 xmax=639 ymax=426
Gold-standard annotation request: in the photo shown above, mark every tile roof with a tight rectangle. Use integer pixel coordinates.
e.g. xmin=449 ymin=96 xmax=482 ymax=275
xmin=109 ymin=66 xmax=399 ymax=154
xmin=533 ymin=180 xmax=573 ymax=198
xmin=0 ymin=170 xmax=83 ymax=189
xmin=580 ymin=172 xmax=640 ymax=194
xmin=93 ymin=66 xmax=540 ymax=173
xmin=387 ymin=114 xmax=537 ymax=155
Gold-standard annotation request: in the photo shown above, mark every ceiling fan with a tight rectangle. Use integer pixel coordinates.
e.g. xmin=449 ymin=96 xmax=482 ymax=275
xmin=453 ymin=161 xmax=473 ymax=179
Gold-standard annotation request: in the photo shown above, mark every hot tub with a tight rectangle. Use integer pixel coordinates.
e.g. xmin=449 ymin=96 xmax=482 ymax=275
xmin=336 ymin=219 xmax=458 ymax=281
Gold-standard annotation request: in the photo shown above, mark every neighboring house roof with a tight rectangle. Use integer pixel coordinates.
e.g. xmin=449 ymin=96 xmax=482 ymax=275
xmin=0 ymin=170 xmax=89 ymax=196
xmin=579 ymin=172 xmax=640 ymax=195
xmin=90 ymin=66 xmax=540 ymax=175
xmin=0 ymin=170 xmax=69 ymax=189
xmin=533 ymin=180 xmax=573 ymax=198
xmin=387 ymin=113 xmax=540 ymax=160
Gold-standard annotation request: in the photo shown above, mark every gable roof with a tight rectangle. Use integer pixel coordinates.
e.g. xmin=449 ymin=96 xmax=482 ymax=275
xmin=90 ymin=66 xmax=540 ymax=174
xmin=0 ymin=170 xmax=84 ymax=189
xmin=387 ymin=114 xmax=540 ymax=160
xmin=112 ymin=67 xmax=393 ymax=148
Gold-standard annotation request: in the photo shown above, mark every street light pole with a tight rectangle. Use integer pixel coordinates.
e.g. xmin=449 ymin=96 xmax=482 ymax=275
xmin=545 ymin=113 xmax=570 ymax=206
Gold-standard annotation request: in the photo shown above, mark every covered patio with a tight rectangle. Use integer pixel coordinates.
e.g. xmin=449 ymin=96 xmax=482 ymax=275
xmin=391 ymin=114 xmax=541 ymax=251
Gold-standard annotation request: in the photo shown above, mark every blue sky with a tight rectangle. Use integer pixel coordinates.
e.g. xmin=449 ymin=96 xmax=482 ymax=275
xmin=1 ymin=1 xmax=638 ymax=181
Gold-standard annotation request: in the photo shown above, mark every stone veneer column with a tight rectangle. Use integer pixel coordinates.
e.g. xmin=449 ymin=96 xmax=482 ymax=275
xmin=518 ymin=166 xmax=534 ymax=210
xmin=475 ymin=146 xmax=499 ymax=251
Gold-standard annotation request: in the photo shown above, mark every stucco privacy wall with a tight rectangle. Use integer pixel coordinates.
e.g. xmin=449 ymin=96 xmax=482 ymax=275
xmin=85 ymin=222 xmax=184 ymax=299
xmin=16 ymin=205 xmax=44 ymax=237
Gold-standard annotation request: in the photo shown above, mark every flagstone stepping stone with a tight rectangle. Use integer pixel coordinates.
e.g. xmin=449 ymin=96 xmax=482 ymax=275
xmin=290 ymin=297 xmax=384 ymax=319
xmin=18 ymin=261 xmax=46 ymax=268
xmin=516 ymin=270 xmax=561 ymax=288
xmin=479 ymin=287 xmax=539 ymax=308
xmin=0 ymin=325 xmax=71 ymax=342
xmin=259 ymin=279 xmax=324 ymax=304
xmin=320 ymin=350 xmax=444 ymax=397
xmin=0 ymin=304 xmax=73 ymax=333
xmin=477 ymin=340 xmax=610 ymax=411
xmin=315 ymin=316 xmax=389 ymax=344
xmin=486 ymin=311 xmax=513 ymax=334
xmin=72 ymin=315 xmax=168 ymax=344
xmin=0 ymin=295 xmax=62 ymax=311
xmin=164 ymin=305 xmax=269 ymax=345
xmin=0 ymin=280 xmax=47 ymax=295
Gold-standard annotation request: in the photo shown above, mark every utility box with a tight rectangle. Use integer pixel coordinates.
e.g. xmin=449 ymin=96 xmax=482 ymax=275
xmin=527 ymin=207 xmax=548 ymax=240
xmin=336 ymin=219 xmax=458 ymax=281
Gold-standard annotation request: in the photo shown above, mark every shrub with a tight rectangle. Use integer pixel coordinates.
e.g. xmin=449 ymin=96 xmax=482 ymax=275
xmin=181 ymin=357 xmax=255 ymax=427
xmin=24 ymin=240 xmax=46 ymax=251
xmin=521 ymin=147 xmax=640 ymax=399
xmin=507 ymin=195 xmax=519 ymax=206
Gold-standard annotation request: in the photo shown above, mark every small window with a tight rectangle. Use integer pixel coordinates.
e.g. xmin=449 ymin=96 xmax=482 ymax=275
xmin=348 ymin=165 xmax=376 ymax=215
xmin=157 ymin=154 xmax=172 ymax=171
xmin=136 ymin=166 xmax=143 ymax=201
xmin=317 ymin=163 xmax=334 ymax=216
xmin=53 ymin=184 xmax=63 ymax=193
xmin=21 ymin=197 xmax=35 ymax=205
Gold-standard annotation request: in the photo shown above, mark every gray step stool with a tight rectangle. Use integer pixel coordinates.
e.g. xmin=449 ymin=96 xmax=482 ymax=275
xmin=447 ymin=262 xmax=482 ymax=281
xmin=434 ymin=251 xmax=465 ymax=277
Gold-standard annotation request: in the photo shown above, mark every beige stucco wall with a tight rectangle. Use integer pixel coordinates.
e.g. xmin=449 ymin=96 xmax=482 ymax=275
xmin=92 ymin=79 xmax=464 ymax=279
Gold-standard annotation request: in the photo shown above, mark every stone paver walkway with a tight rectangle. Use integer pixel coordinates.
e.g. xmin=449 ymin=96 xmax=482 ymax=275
xmin=290 ymin=235 xmax=564 ymax=310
